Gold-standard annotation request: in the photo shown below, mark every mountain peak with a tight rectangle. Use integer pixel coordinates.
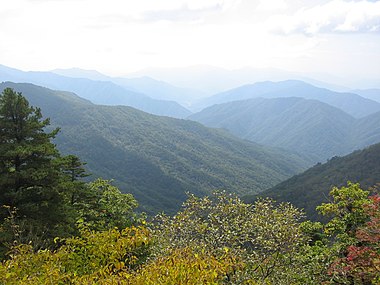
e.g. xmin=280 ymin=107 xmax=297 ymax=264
xmin=52 ymin=68 xmax=110 ymax=81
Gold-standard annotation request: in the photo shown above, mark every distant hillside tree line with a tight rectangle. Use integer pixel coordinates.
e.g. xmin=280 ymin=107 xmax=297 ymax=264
xmin=0 ymin=81 xmax=309 ymax=215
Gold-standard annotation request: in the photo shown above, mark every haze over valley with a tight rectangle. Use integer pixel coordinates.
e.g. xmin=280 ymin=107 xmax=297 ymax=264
xmin=1 ymin=62 xmax=380 ymax=213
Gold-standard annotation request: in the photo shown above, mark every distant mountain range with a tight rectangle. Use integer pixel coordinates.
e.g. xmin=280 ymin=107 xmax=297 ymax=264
xmin=244 ymin=142 xmax=380 ymax=221
xmin=3 ymin=63 xmax=380 ymax=217
xmin=189 ymin=96 xmax=380 ymax=162
xmin=194 ymin=80 xmax=380 ymax=118
xmin=0 ymin=82 xmax=308 ymax=214
xmin=352 ymin=88 xmax=380 ymax=103
xmin=0 ymin=65 xmax=192 ymax=118
xmin=52 ymin=68 xmax=206 ymax=106
xmin=2 ymin=64 xmax=379 ymax=119
xmin=129 ymin=65 xmax=379 ymax=94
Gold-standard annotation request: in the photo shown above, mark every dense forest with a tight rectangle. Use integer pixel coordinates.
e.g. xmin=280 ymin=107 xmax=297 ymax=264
xmin=1 ymin=88 xmax=379 ymax=284
xmin=244 ymin=143 xmax=380 ymax=220
xmin=0 ymin=82 xmax=308 ymax=214
xmin=189 ymin=96 xmax=380 ymax=162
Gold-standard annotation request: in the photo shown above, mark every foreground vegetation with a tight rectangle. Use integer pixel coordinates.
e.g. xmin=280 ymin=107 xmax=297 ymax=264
xmin=1 ymin=185 xmax=379 ymax=284
xmin=1 ymin=88 xmax=379 ymax=284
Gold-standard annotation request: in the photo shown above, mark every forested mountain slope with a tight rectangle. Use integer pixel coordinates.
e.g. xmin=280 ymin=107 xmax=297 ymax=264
xmin=0 ymin=64 xmax=191 ymax=118
xmin=189 ymin=97 xmax=380 ymax=162
xmin=351 ymin=111 xmax=380 ymax=149
xmin=195 ymin=80 xmax=380 ymax=118
xmin=244 ymin=143 xmax=380 ymax=220
xmin=0 ymin=82 xmax=308 ymax=214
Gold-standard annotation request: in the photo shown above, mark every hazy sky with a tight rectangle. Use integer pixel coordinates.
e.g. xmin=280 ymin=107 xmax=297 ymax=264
xmin=1 ymin=0 xmax=379 ymax=80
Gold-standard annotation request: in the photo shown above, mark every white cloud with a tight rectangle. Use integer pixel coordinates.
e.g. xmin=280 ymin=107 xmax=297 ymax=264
xmin=141 ymin=4 xmax=222 ymax=23
xmin=256 ymin=0 xmax=287 ymax=11
xmin=0 ymin=0 xmax=378 ymax=82
xmin=139 ymin=0 xmax=240 ymax=23
xmin=267 ymin=0 xmax=380 ymax=34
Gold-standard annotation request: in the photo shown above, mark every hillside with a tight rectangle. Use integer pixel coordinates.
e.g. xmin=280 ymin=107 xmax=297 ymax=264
xmin=352 ymin=111 xmax=380 ymax=149
xmin=0 ymin=64 xmax=191 ymax=118
xmin=0 ymin=82 xmax=308 ymax=214
xmin=244 ymin=143 xmax=380 ymax=220
xmin=195 ymin=80 xmax=380 ymax=118
xmin=189 ymin=97 xmax=362 ymax=162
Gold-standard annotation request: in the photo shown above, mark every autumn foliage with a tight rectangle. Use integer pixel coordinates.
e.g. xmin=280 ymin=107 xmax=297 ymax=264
xmin=328 ymin=195 xmax=380 ymax=284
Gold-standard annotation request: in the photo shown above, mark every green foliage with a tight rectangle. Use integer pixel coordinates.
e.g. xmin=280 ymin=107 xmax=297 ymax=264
xmin=78 ymin=178 xmax=142 ymax=231
xmin=1 ymin=183 xmax=378 ymax=285
xmin=0 ymin=226 xmax=151 ymax=284
xmin=0 ymin=228 xmax=246 ymax=285
xmin=132 ymin=247 xmax=245 ymax=285
xmin=258 ymin=183 xmax=379 ymax=285
xmin=153 ymin=191 xmax=306 ymax=283
xmin=60 ymin=154 xmax=89 ymax=183
xmin=0 ymin=88 xmax=79 ymax=255
xmin=327 ymin=194 xmax=380 ymax=284
xmin=289 ymin=240 xmax=339 ymax=284
xmin=317 ymin=182 xmax=370 ymax=241
xmin=57 ymin=154 xmax=90 ymax=210
xmin=297 ymin=182 xmax=378 ymax=284
xmin=0 ymin=89 xmax=142 ymax=260
xmin=0 ymin=87 xmax=60 ymax=215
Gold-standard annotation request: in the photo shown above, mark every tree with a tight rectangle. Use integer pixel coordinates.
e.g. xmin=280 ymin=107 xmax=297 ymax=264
xmin=0 ymin=88 xmax=76 ymax=253
xmin=0 ymin=226 xmax=243 ymax=285
xmin=153 ymin=191 xmax=306 ymax=283
xmin=328 ymin=194 xmax=380 ymax=284
xmin=1 ymin=88 xmax=59 ymax=212
xmin=59 ymin=154 xmax=90 ymax=206
xmin=315 ymin=182 xmax=379 ymax=284
xmin=0 ymin=226 xmax=151 ymax=284
xmin=317 ymin=182 xmax=371 ymax=248
xmin=60 ymin=154 xmax=88 ymax=183
xmin=77 ymin=179 xmax=142 ymax=231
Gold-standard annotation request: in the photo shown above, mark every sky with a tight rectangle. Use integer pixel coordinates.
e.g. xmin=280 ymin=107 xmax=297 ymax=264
xmin=0 ymin=0 xmax=379 ymax=84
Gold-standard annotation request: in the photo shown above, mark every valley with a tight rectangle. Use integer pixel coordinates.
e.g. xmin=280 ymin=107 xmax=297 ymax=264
xmin=0 ymin=81 xmax=307 ymax=214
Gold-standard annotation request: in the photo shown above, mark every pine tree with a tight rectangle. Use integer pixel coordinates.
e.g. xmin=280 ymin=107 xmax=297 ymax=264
xmin=0 ymin=88 xmax=75 ymax=249
xmin=59 ymin=154 xmax=90 ymax=205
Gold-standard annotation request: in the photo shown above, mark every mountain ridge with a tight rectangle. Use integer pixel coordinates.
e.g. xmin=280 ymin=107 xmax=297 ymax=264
xmin=0 ymin=64 xmax=191 ymax=118
xmin=195 ymin=80 xmax=380 ymax=118
xmin=51 ymin=67 xmax=207 ymax=106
